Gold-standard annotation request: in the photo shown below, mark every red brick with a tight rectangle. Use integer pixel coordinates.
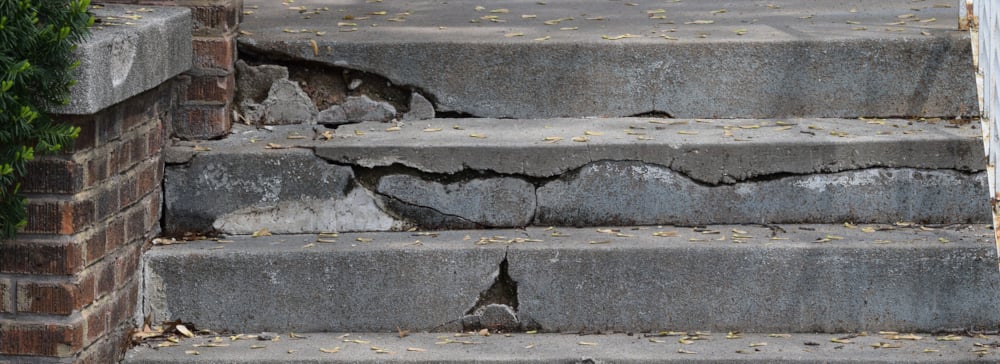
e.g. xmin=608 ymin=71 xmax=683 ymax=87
xmin=96 ymin=261 xmax=115 ymax=300
xmin=192 ymin=34 xmax=236 ymax=71
xmin=95 ymin=186 xmax=120 ymax=222
xmin=0 ymin=239 xmax=84 ymax=275
xmin=124 ymin=206 xmax=148 ymax=243
xmin=22 ymin=159 xmax=84 ymax=194
xmin=0 ymin=279 xmax=11 ymax=313
xmin=85 ymin=154 xmax=110 ymax=188
xmin=24 ymin=198 xmax=95 ymax=235
xmin=0 ymin=321 xmax=85 ymax=357
xmin=119 ymin=175 xmax=139 ymax=210
xmin=16 ymin=275 xmax=95 ymax=316
xmin=108 ymin=281 xmax=138 ymax=327
xmin=83 ymin=227 xmax=108 ymax=266
xmin=127 ymin=133 xmax=149 ymax=168
xmin=106 ymin=219 xmax=126 ymax=253
xmin=114 ymin=246 xmax=142 ymax=291
xmin=180 ymin=72 xmax=236 ymax=104
xmin=147 ymin=122 xmax=164 ymax=157
xmin=173 ymin=104 xmax=231 ymax=139
xmin=136 ymin=161 xmax=159 ymax=199
xmin=83 ymin=300 xmax=109 ymax=344
xmin=96 ymin=114 xmax=123 ymax=145
xmin=190 ymin=3 xmax=241 ymax=36
xmin=147 ymin=188 xmax=162 ymax=229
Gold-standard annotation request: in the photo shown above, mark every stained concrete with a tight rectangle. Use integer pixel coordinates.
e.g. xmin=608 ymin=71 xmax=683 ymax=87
xmin=375 ymin=174 xmax=536 ymax=228
xmin=238 ymin=0 xmax=976 ymax=119
xmin=125 ymin=331 xmax=1000 ymax=364
xmin=53 ymin=4 xmax=191 ymax=114
xmin=140 ymin=225 xmax=1000 ymax=334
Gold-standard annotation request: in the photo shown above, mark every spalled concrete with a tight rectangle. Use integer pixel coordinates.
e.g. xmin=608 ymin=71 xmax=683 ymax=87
xmin=52 ymin=4 xmax=191 ymax=114
xmin=536 ymin=161 xmax=988 ymax=226
xmin=238 ymin=0 xmax=976 ymax=119
xmin=125 ymin=331 xmax=1000 ymax=364
xmin=161 ymin=118 xmax=987 ymax=233
xmin=140 ymin=225 xmax=1000 ymax=334
xmin=163 ymin=146 xmax=399 ymax=235
xmin=260 ymin=79 xmax=318 ymax=124
xmin=375 ymin=174 xmax=536 ymax=228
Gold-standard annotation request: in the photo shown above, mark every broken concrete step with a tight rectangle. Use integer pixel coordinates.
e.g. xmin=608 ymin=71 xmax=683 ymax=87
xmin=125 ymin=331 xmax=997 ymax=364
xmin=141 ymin=225 xmax=1000 ymax=334
xmin=163 ymin=118 xmax=986 ymax=235
xmin=238 ymin=0 xmax=976 ymax=119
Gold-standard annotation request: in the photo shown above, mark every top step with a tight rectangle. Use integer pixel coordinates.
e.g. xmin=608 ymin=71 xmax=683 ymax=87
xmin=238 ymin=0 xmax=977 ymax=119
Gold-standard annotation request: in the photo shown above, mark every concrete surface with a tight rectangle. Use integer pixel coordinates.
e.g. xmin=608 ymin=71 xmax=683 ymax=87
xmin=52 ymin=4 xmax=191 ymax=115
xmin=162 ymin=118 xmax=986 ymax=233
xmin=125 ymin=331 xmax=1000 ymax=364
xmin=141 ymin=225 xmax=1000 ymax=333
xmin=238 ymin=0 xmax=976 ymax=119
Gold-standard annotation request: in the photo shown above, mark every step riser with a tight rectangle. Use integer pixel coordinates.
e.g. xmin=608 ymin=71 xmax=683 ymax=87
xmin=244 ymin=36 xmax=977 ymax=120
xmin=165 ymin=150 xmax=988 ymax=235
xmin=143 ymin=227 xmax=1000 ymax=333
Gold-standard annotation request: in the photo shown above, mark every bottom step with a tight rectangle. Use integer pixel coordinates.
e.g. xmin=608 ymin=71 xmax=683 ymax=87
xmin=141 ymin=225 xmax=1000 ymax=334
xmin=125 ymin=331 xmax=996 ymax=363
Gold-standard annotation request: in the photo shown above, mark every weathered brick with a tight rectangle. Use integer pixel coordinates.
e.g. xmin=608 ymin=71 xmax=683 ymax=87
xmin=22 ymin=159 xmax=84 ymax=194
xmin=96 ymin=114 xmax=123 ymax=145
xmin=173 ymin=104 xmax=231 ymax=139
xmin=83 ymin=300 xmax=109 ymax=344
xmin=124 ymin=206 xmax=148 ymax=244
xmin=85 ymin=154 xmax=110 ymax=188
xmin=0 ymin=240 xmax=83 ymax=275
xmin=96 ymin=261 xmax=115 ymax=301
xmin=83 ymin=228 xmax=108 ymax=266
xmin=192 ymin=34 xmax=236 ymax=71
xmin=16 ymin=276 xmax=95 ymax=315
xmin=147 ymin=184 xmax=163 ymax=229
xmin=119 ymin=175 xmax=139 ymax=210
xmin=190 ymin=3 xmax=241 ymax=36
xmin=0 ymin=320 xmax=85 ymax=357
xmin=0 ymin=279 xmax=11 ymax=313
xmin=105 ymin=219 xmax=126 ymax=254
xmin=108 ymin=280 xmax=138 ymax=327
xmin=147 ymin=122 xmax=164 ymax=157
xmin=136 ymin=161 xmax=160 ymax=200
xmin=23 ymin=198 xmax=95 ymax=235
xmin=179 ymin=72 xmax=235 ymax=105
xmin=94 ymin=186 xmax=119 ymax=223
xmin=127 ymin=133 xmax=149 ymax=168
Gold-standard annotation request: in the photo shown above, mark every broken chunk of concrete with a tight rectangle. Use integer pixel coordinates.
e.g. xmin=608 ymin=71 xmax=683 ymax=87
xmin=403 ymin=92 xmax=435 ymax=121
xmin=477 ymin=304 xmax=520 ymax=330
xmin=376 ymin=174 xmax=535 ymax=228
xmin=236 ymin=99 xmax=265 ymax=125
xmin=316 ymin=105 xmax=349 ymax=126
xmin=341 ymin=95 xmax=396 ymax=122
xmin=235 ymin=60 xmax=289 ymax=104
xmin=261 ymin=79 xmax=318 ymax=125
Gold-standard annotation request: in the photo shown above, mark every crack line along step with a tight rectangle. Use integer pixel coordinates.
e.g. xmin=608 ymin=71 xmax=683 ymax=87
xmin=125 ymin=331 xmax=999 ymax=364
xmin=162 ymin=118 xmax=987 ymax=234
xmin=142 ymin=225 xmax=1000 ymax=334
xmin=238 ymin=0 xmax=976 ymax=119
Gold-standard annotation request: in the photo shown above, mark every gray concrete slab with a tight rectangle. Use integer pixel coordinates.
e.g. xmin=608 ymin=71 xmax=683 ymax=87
xmin=238 ymin=0 xmax=976 ymax=119
xmin=162 ymin=119 xmax=985 ymax=233
xmin=52 ymin=4 xmax=191 ymax=115
xmin=125 ymin=331 xmax=1000 ymax=364
xmin=141 ymin=225 xmax=1000 ymax=334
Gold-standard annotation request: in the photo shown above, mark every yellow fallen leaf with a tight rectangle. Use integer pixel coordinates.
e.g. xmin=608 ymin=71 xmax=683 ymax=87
xmin=830 ymin=338 xmax=852 ymax=344
xmin=578 ymin=341 xmax=598 ymax=346
xmin=602 ymin=33 xmax=640 ymax=40
xmin=768 ymin=333 xmax=791 ymax=338
xmin=469 ymin=133 xmax=487 ymax=138
xmin=490 ymin=8 xmax=509 ymax=13
xmin=534 ymin=36 xmax=551 ymax=41
xmin=309 ymin=39 xmax=318 ymax=56
xmin=677 ymin=131 xmax=698 ymax=135
xmin=354 ymin=130 xmax=365 ymax=136
xmin=320 ymin=347 xmax=341 ymax=353
xmin=685 ymin=20 xmax=714 ymax=24
xmin=505 ymin=32 xmax=525 ymax=37
xmin=749 ymin=342 xmax=767 ymax=347
xmin=265 ymin=142 xmax=283 ymax=149
xmin=652 ymin=231 xmax=678 ymax=237
xmin=370 ymin=11 xmax=387 ymax=15
xmin=423 ymin=128 xmax=442 ymax=132
xmin=252 ymin=228 xmax=272 ymax=237
xmin=572 ymin=136 xmax=588 ymax=142
xmin=936 ymin=335 xmax=962 ymax=341
xmin=356 ymin=237 xmax=373 ymax=243
xmin=543 ymin=136 xmax=563 ymax=142
xmin=250 ymin=344 xmax=266 ymax=349
xmin=185 ymin=350 xmax=200 ymax=355
xmin=385 ymin=126 xmax=401 ymax=132
xmin=584 ymin=130 xmax=604 ymax=136
xmin=678 ymin=349 xmax=697 ymax=354
xmin=407 ymin=347 xmax=427 ymax=352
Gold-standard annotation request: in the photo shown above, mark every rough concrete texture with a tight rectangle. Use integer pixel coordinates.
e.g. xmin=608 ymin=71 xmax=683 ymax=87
xmin=404 ymin=92 xmax=435 ymax=121
xmin=142 ymin=234 xmax=504 ymax=332
xmin=536 ymin=161 xmax=988 ymax=226
xmin=238 ymin=0 xmax=976 ymax=119
xmin=162 ymin=118 xmax=986 ymax=233
xmin=52 ymin=4 xmax=191 ymax=114
xmin=125 ymin=331 xmax=1000 ymax=364
xmin=260 ymin=79 xmax=318 ymax=124
xmin=163 ymin=147 xmax=399 ymax=235
xmin=314 ymin=118 xmax=983 ymax=183
xmin=316 ymin=105 xmax=349 ymax=126
xmin=140 ymin=225 xmax=1000 ymax=334
xmin=341 ymin=95 xmax=397 ymax=122
xmin=375 ymin=174 xmax=536 ymax=228
xmin=234 ymin=60 xmax=289 ymax=104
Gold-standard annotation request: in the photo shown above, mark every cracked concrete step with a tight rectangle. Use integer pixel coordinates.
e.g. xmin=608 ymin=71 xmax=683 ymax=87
xmin=238 ymin=0 xmax=976 ymax=119
xmin=141 ymin=225 xmax=1000 ymax=334
xmin=125 ymin=331 xmax=999 ymax=364
xmin=163 ymin=118 xmax=986 ymax=235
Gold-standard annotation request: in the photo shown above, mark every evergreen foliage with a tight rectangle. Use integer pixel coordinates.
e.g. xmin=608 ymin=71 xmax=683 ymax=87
xmin=0 ymin=0 xmax=92 ymax=239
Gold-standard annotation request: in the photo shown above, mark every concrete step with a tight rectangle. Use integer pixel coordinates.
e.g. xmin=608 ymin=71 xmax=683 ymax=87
xmin=140 ymin=225 xmax=1000 ymax=334
xmin=237 ymin=0 xmax=976 ymax=119
xmin=125 ymin=331 xmax=999 ymax=363
xmin=163 ymin=118 xmax=986 ymax=235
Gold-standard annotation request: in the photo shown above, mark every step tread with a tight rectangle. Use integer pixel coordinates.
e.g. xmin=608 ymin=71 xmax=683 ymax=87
xmin=237 ymin=0 xmax=976 ymax=119
xmin=125 ymin=331 xmax=998 ymax=363
xmin=175 ymin=118 xmax=981 ymax=183
xmin=143 ymin=225 xmax=1000 ymax=334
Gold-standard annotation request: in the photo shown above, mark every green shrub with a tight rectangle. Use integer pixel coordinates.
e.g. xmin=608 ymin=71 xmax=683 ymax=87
xmin=0 ymin=0 xmax=92 ymax=239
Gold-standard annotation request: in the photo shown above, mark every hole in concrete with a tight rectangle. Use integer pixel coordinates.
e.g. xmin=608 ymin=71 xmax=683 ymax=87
xmin=436 ymin=110 xmax=479 ymax=118
xmin=466 ymin=254 xmax=519 ymax=315
xmin=630 ymin=110 xmax=674 ymax=118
